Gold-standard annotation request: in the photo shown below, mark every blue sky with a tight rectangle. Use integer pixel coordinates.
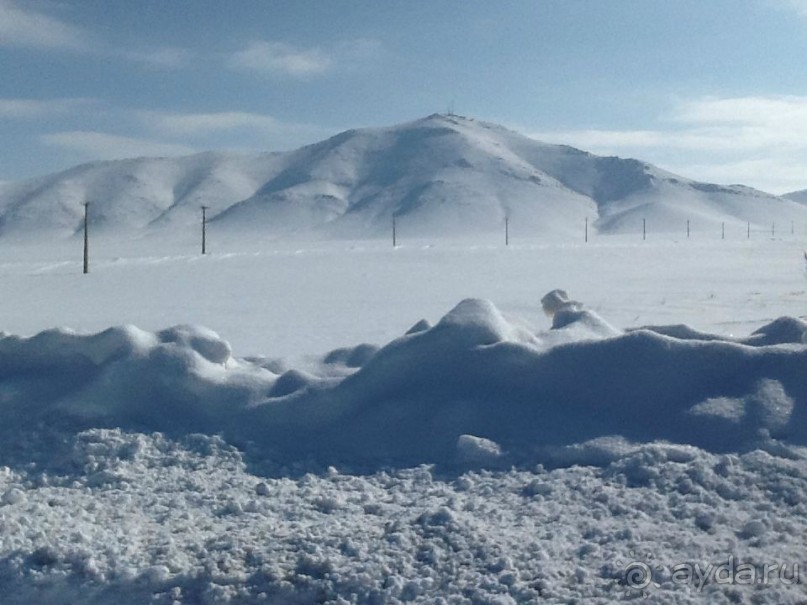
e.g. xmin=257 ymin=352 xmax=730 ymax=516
xmin=2 ymin=0 xmax=807 ymax=193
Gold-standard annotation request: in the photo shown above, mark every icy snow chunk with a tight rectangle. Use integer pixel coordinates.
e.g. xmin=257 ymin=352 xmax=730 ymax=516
xmin=740 ymin=519 xmax=767 ymax=539
xmin=522 ymin=479 xmax=553 ymax=497
xmin=538 ymin=289 xmax=620 ymax=340
xmin=456 ymin=434 xmax=503 ymax=465
xmin=2 ymin=487 xmax=25 ymax=506
xmin=140 ymin=564 xmax=171 ymax=583
xmin=417 ymin=506 xmax=457 ymax=527
xmin=541 ymin=288 xmax=581 ymax=318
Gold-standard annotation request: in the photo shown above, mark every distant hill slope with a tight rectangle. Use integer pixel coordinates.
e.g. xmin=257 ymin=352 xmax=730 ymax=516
xmin=1 ymin=113 xmax=806 ymax=239
xmin=784 ymin=189 xmax=807 ymax=204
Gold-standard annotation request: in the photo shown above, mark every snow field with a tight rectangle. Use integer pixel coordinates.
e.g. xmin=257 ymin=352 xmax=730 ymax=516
xmin=0 ymin=233 xmax=806 ymax=603
xmin=0 ymin=232 xmax=804 ymax=360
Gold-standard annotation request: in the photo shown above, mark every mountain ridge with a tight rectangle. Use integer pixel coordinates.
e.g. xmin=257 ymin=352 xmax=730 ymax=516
xmin=1 ymin=113 xmax=805 ymax=239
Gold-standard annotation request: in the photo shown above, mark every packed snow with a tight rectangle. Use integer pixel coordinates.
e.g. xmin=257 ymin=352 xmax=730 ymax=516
xmin=1 ymin=230 xmax=806 ymax=603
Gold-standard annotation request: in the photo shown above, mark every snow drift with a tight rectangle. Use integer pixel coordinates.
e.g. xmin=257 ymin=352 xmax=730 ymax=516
xmin=1 ymin=292 xmax=805 ymax=468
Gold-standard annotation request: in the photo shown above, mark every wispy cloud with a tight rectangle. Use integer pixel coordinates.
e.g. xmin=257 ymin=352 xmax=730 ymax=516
xmin=229 ymin=41 xmax=332 ymax=77
xmin=776 ymin=0 xmax=807 ymax=17
xmin=0 ymin=1 xmax=192 ymax=69
xmin=41 ymin=131 xmax=196 ymax=161
xmin=227 ymin=38 xmax=383 ymax=78
xmin=138 ymin=110 xmax=334 ymax=150
xmin=530 ymin=95 xmax=807 ymax=194
xmin=0 ymin=0 xmax=88 ymax=50
xmin=0 ymin=97 xmax=99 ymax=119
xmin=536 ymin=96 xmax=807 ymax=153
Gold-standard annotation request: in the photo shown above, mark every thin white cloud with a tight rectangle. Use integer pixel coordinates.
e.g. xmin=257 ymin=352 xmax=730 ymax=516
xmin=0 ymin=97 xmax=99 ymax=118
xmin=0 ymin=0 xmax=88 ymax=50
xmin=776 ymin=0 xmax=807 ymax=17
xmin=229 ymin=41 xmax=332 ymax=77
xmin=529 ymin=95 xmax=807 ymax=194
xmin=137 ymin=110 xmax=334 ymax=150
xmin=226 ymin=38 xmax=382 ymax=78
xmin=41 ymin=131 xmax=196 ymax=161
xmin=664 ymin=157 xmax=807 ymax=195
xmin=672 ymin=95 xmax=807 ymax=128
xmin=0 ymin=1 xmax=192 ymax=68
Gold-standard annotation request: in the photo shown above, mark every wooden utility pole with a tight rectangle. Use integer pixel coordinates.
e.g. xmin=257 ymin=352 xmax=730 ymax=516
xmin=721 ymin=222 xmax=725 ymax=240
xmin=505 ymin=216 xmax=509 ymax=246
xmin=83 ymin=202 xmax=89 ymax=274
xmin=643 ymin=218 xmax=646 ymax=241
xmin=201 ymin=205 xmax=208 ymax=255
xmin=747 ymin=221 xmax=751 ymax=239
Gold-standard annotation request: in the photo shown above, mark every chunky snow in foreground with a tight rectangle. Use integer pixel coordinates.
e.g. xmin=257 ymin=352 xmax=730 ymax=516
xmin=1 ymin=290 xmax=807 ymax=603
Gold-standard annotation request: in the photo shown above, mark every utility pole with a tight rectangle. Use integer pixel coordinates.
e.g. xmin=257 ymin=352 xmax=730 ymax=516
xmin=505 ymin=216 xmax=509 ymax=246
xmin=721 ymin=222 xmax=725 ymax=240
xmin=747 ymin=221 xmax=750 ymax=239
xmin=83 ymin=202 xmax=89 ymax=274
xmin=201 ymin=205 xmax=208 ymax=255
xmin=643 ymin=218 xmax=646 ymax=241
xmin=392 ymin=214 xmax=397 ymax=247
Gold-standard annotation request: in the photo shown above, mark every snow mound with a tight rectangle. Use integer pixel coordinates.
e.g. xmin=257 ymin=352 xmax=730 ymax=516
xmin=0 ymin=293 xmax=806 ymax=468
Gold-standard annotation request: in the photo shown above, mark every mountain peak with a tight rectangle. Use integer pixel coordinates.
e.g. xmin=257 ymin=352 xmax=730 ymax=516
xmin=0 ymin=115 xmax=803 ymax=239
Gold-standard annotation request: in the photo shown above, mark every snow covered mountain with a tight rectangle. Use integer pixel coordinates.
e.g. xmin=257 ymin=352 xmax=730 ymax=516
xmin=2 ymin=113 xmax=806 ymax=239
xmin=784 ymin=189 xmax=807 ymax=204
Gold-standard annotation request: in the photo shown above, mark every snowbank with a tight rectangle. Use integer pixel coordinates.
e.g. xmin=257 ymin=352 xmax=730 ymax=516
xmin=1 ymin=292 xmax=805 ymax=468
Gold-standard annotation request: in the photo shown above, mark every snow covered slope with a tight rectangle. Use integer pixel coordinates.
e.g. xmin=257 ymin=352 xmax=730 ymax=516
xmin=784 ymin=189 xmax=807 ymax=204
xmin=2 ymin=114 xmax=806 ymax=239
xmin=0 ymin=152 xmax=285 ymax=238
